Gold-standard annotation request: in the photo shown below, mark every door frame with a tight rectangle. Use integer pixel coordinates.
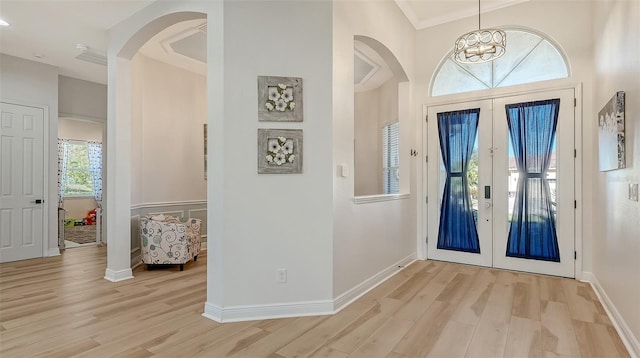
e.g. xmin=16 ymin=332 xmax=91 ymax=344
xmin=420 ymin=83 xmax=584 ymax=279
xmin=58 ymin=114 xmax=107 ymax=247
xmin=1 ymin=98 xmax=50 ymax=259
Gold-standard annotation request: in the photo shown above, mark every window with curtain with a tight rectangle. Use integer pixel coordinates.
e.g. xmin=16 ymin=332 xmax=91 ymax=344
xmin=63 ymin=142 xmax=94 ymax=197
xmin=382 ymin=122 xmax=399 ymax=194
xmin=432 ymin=29 xmax=569 ymax=97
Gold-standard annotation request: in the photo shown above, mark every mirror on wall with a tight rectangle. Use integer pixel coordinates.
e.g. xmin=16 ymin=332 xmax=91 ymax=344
xmin=353 ymin=37 xmax=408 ymax=197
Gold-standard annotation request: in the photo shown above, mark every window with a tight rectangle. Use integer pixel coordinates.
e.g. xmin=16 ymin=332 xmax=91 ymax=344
xmin=64 ymin=142 xmax=94 ymax=197
xmin=382 ymin=122 xmax=399 ymax=194
xmin=432 ymin=29 xmax=569 ymax=96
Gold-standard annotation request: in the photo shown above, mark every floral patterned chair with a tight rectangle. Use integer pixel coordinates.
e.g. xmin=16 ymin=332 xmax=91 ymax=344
xmin=140 ymin=214 xmax=202 ymax=271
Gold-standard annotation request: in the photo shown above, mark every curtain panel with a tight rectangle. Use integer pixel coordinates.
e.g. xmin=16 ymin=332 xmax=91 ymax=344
xmin=86 ymin=142 xmax=103 ymax=207
xmin=505 ymin=99 xmax=561 ymax=262
xmin=436 ymin=109 xmax=481 ymax=253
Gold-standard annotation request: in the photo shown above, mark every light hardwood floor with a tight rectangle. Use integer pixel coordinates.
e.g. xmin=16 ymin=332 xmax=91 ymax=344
xmin=0 ymin=246 xmax=629 ymax=357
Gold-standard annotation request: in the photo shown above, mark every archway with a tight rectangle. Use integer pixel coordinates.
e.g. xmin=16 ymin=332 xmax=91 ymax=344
xmin=105 ymin=3 xmax=223 ymax=286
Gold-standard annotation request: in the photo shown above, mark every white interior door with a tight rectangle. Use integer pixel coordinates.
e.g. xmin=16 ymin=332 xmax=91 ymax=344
xmin=426 ymin=89 xmax=575 ymax=277
xmin=0 ymin=102 xmax=45 ymax=263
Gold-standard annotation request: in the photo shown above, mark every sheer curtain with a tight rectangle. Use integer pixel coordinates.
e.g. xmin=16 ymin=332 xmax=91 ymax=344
xmin=505 ymin=99 xmax=560 ymax=262
xmin=436 ymin=109 xmax=481 ymax=253
xmin=86 ymin=141 xmax=102 ymax=207
xmin=57 ymin=139 xmax=69 ymax=207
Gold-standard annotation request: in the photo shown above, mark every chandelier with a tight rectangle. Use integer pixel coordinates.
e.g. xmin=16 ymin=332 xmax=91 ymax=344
xmin=454 ymin=0 xmax=506 ymax=64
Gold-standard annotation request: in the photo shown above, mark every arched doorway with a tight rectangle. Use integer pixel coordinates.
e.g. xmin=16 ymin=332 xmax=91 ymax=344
xmin=104 ymin=3 xmax=223 ymax=285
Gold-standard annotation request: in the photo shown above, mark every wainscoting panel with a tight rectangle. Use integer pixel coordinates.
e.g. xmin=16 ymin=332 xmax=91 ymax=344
xmin=130 ymin=201 xmax=207 ymax=266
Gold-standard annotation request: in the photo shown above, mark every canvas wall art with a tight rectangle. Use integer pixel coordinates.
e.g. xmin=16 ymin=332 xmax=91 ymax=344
xmin=598 ymin=91 xmax=625 ymax=171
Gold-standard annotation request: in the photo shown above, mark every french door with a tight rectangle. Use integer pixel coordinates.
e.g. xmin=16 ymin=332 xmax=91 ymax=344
xmin=426 ymin=89 xmax=575 ymax=277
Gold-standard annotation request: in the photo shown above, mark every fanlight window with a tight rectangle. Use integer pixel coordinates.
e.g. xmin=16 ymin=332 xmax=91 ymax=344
xmin=432 ymin=29 xmax=568 ymax=96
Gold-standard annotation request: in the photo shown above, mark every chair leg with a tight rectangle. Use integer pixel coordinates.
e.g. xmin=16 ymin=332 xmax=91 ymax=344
xmin=194 ymin=255 xmax=198 ymax=262
xmin=180 ymin=264 xmax=184 ymax=271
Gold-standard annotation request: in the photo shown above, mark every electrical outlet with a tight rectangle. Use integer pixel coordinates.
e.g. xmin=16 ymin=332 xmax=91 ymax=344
xmin=277 ymin=268 xmax=287 ymax=283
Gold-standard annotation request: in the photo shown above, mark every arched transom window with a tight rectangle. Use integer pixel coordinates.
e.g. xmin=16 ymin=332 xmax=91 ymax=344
xmin=432 ymin=28 xmax=569 ymax=97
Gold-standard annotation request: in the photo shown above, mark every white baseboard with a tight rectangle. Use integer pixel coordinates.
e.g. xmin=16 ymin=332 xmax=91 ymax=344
xmin=583 ymin=271 xmax=640 ymax=358
xmin=201 ymin=253 xmax=417 ymax=323
xmin=203 ymin=300 xmax=333 ymax=323
xmin=104 ymin=268 xmax=134 ymax=282
xmin=47 ymin=248 xmax=60 ymax=257
xmin=333 ymin=253 xmax=417 ymax=312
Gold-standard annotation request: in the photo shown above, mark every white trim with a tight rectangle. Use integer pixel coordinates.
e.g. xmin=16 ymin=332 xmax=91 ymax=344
xmin=104 ymin=268 xmax=134 ymax=282
xmin=131 ymin=200 xmax=207 ymax=210
xmin=354 ymin=193 xmax=410 ymax=204
xmin=573 ymin=84 xmax=583 ymax=280
xmin=201 ymin=241 xmax=207 ymax=250
xmin=583 ymin=272 xmax=640 ymax=358
xmin=334 ymin=253 xmax=416 ymax=312
xmin=203 ymin=300 xmax=334 ymax=323
xmin=47 ymin=248 xmax=60 ymax=257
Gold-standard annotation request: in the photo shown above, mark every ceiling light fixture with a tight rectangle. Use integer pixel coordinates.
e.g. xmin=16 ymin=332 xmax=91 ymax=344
xmin=0 ymin=19 xmax=10 ymax=27
xmin=454 ymin=0 xmax=506 ymax=64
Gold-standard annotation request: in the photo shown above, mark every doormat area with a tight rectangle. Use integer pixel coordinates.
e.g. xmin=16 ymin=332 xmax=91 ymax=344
xmin=64 ymin=225 xmax=96 ymax=245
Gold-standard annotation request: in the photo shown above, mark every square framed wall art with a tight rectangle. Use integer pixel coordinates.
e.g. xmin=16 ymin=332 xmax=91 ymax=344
xmin=258 ymin=129 xmax=303 ymax=174
xmin=257 ymin=76 xmax=303 ymax=122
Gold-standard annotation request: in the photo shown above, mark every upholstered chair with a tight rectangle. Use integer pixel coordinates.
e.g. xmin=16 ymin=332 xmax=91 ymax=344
xmin=140 ymin=215 xmax=201 ymax=271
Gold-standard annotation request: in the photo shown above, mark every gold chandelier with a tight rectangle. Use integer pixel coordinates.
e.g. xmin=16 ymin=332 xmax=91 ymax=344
xmin=454 ymin=0 xmax=506 ymax=64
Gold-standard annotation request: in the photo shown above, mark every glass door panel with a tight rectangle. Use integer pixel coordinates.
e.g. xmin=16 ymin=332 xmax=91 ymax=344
xmin=427 ymin=100 xmax=493 ymax=267
xmin=493 ymin=89 xmax=575 ymax=277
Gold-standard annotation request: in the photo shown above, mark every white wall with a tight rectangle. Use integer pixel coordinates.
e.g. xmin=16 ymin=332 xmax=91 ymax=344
xmin=333 ymin=1 xmax=417 ymax=297
xmin=59 ymin=76 xmax=107 ymax=120
xmin=355 ymin=89 xmax=381 ymax=195
xmin=355 ymin=78 xmax=401 ymax=196
xmin=58 ymin=118 xmax=103 ymax=219
xmin=222 ymin=0 xmax=334 ymax=307
xmin=591 ymin=0 xmax=640 ymax=347
xmin=130 ymin=54 xmax=206 ymax=206
xmin=0 ymin=54 xmax=59 ymax=255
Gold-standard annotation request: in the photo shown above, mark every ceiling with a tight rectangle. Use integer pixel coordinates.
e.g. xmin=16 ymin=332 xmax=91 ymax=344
xmin=0 ymin=0 xmax=528 ymax=85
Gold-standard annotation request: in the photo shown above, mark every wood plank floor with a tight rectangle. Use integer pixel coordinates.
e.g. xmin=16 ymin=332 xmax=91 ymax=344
xmin=0 ymin=246 xmax=629 ymax=357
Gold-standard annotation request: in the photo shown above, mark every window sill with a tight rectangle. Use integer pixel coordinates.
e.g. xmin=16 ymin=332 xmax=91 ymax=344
xmin=354 ymin=193 xmax=410 ymax=204
xmin=63 ymin=196 xmax=95 ymax=200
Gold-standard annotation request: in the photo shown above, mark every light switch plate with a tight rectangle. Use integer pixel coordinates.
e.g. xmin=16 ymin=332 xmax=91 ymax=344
xmin=630 ymin=183 xmax=639 ymax=201
xmin=339 ymin=164 xmax=349 ymax=178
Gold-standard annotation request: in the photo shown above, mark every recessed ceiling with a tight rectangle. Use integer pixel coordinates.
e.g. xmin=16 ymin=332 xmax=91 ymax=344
xmin=354 ymin=40 xmax=393 ymax=93
xmin=138 ymin=19 xmax=207 ymax=76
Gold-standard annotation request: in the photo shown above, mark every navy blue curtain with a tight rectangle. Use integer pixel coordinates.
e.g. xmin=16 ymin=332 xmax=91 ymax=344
xmin=506 ymin=99 xmax=561 ymax=262
xmin=437 ymin=109 xmax=480 ymax=253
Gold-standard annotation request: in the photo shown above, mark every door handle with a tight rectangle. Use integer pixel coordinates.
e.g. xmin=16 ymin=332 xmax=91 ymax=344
xmin=484 ymin=201 xmax=492 ymax=208
xmin=31 ymin=199 xmax=44 ymax=204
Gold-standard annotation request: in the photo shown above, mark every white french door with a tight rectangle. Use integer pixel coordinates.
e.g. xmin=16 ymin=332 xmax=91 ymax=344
xmin=0 ymin=102 xmax=46 ymax=263
xmin=426 ymin=89 xmax=575 ymax=277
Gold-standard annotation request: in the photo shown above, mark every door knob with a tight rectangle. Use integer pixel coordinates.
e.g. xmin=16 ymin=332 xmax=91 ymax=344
xmin=484 ymin=201 xmax=492 ymax=208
